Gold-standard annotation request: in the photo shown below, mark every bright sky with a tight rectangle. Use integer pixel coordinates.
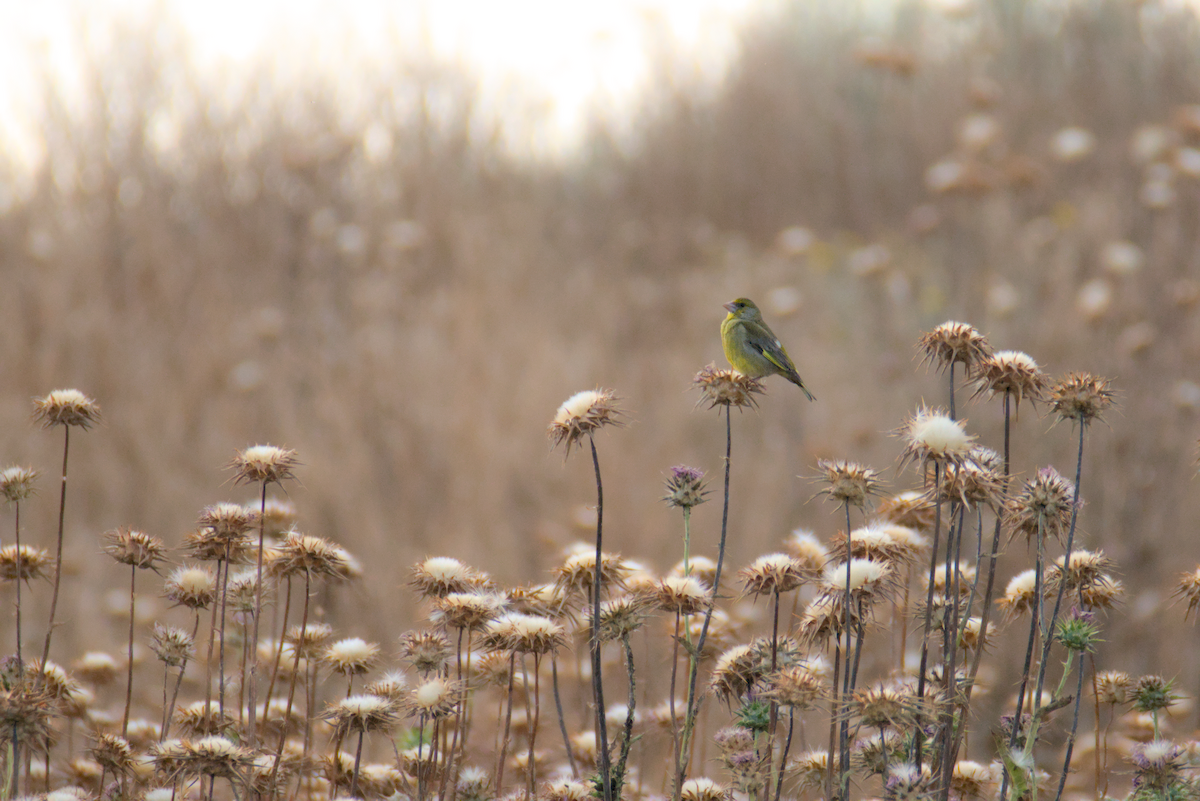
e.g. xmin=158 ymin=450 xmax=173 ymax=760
xmin=0 ymin=0 xmax=768 ymax=166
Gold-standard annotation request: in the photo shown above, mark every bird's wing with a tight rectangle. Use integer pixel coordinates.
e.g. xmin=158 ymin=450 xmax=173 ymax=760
xmin=747 ymin=328 xmax=796 ymax=374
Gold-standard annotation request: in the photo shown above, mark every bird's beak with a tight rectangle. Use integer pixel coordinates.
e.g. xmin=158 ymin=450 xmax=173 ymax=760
xmin=722 ymin=302 xmax=737 ymax=313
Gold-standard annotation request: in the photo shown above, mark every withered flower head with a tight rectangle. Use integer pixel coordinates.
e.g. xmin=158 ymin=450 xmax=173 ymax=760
xmin=259 ymin=497 xmax=297 ymax=537
xmin=0 ymin=466 xmax=37 ymax=504
xmin=761 ymin=663 xmax=825 ymax=710
xmin=595 ymin=594 xmax=656 ymax=640
xmin=324 ymin=637 xmax=380 ymax=677
xmin=937 ymin=460 xmax=1003 ymax=511
xmin=973 ymin=350 xmax=1049 ymax=411
xmin=708 ymin=644 xmax=760 ymax=704
xmin=815 ymin=459 xmax=881 ymax=509
xmin=829 ymin=524 xmax=910 ymax=565
xmin=1049 ymin=372 xmax=1115 ymax=426
xmin=671 ymin=555 xmax=718 ymax=586
xmin=286 ymin=622 xmax=333 ymax=658
xmin=999 ymin=569 xmax=1041 ymax=619
xmin=679 ymin=778 xmax=729 ymax=801
xmin=481 ymin=613 xmax=565 ymax=655
xmin=784 ymin=530 xmax=829 ymax=572
xmin=323 ymin=694 xmax=400 ymax=738
xmin=399 ymin=630 xmax=452 ymax=675
xmin=792 ymin=750 xmax=831 ymax=792
xmin=554 ymin=549 xmax=629 ymax=599
xmin=542 ymin=778 xmax=594 ymax=801
xmin=1047 ymin=549 xmax=1114 ymax=593
xmin=897 ymin=407 xmax=975 ymax=472
xmin=90 ymin=733 xmax=135 ymax=777
xmin=548 ymin=389 xmax=624 ymax=455
xmin=182 ymin=527 xmax=252 ymax=564
xmin=33 ymin=389 xmax=101 ymax=429
xmin=407 ymin=676 xmax=463 ymax=719
xmin=663 ymin=465 xmax=710 ymax=510
xmin=365 ymin=671 xmax=408 ymax=702
xmin=0 ymin=545 xmax=52 ymax=583
xmin=740 ymin=553 xmax=808 ymax=597
xmin=433 ymin=591 xmax=507 ymax=631
xmin=654 ymin=576 xmax=711 ymax=617
xmin=177 ymin=735 xmax=255 ymax=780
xmin=950 ymin=760 xmax=994 ymax=800
xmin=1094 ymin=670 xmax=1132 ymax=705
xmin=164 ymin=564 xmax=217 ymax=609
xmin=270 ymin=530 xmax=349 ymax=580
xmin=174 ymin=701 xmax=232 ymax=738
xmin=150 ymin=623 xmax=194 ymax=668
xmin=821 ymin=559 xmax=894 ymax=598
xmin=197 ymin=503 xmax=254 ymax=538
xmin=507 ymin=582 xmax=568 ymax=617
xmin=0 ymin=685 xmax=55 ymax=752
xmin=72 ymin=652 xmax=117 ymax=687
xmin=693 ymin=364 xmax=764 ymax=410
xmin=1004 ymin=467 xmax=1076 ymax=543
xmin=411 ymin=556 xmax=485 ymax=599
xmin=1175 ymin=567 xmax=1200 ymax=621
xmin=849 ymin=685 xmax=923 ymax=730
xmin=230 ymin=444 xmax=299 ymax=486
xmin=919 ymin=321 xmax=993 ymax=374
xmin=874 ymin=490 xmax=936 ymax=531
xmin=103 ymin=527 xmax=166 ymax=571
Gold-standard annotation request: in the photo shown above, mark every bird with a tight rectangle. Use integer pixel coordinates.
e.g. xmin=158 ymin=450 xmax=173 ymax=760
xmin=721 ymin=297 xmax=815 ymax=400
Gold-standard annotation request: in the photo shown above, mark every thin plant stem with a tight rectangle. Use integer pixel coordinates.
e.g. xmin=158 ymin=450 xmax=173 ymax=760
xmin=615 ymin=632 xmax=637 ymax=794
xmin=496 ymin=653 xmax=516 ymax=793
xmin=1053 ymin=651 xmax=1088 ymax=801
xmin=1036 ymin=422 xmax=1087 ymax=703
xmin=162 ymin=613 xmax=201 ymax=740
xmin=839 ymin=501 xmax=853 ymax=792
xmin=261 ymin=575 xmax=294 ymax=735
xmin=40 ymin=426 xmax=70 ymax=667
xmin=588 ymin=434 xmax=613 ymax=801
xmin=247 ymin=481 xmax=268 ymax=747
xmin=271 ymin=571 xmax=311 ymax=791
xmin=552 ymin=658 xmax=578 ymax=779
xmin=678 ymin=405 xmax=732 ymax=795
xmin=914 ymin=460 xmax=943 ymax=773
xmin=669 ymin=612 xmax=683 ymax=792
xmin=122 ymin=564 xmax=136 ymax=736
xmin=350 ymin=729 xmax=365 ymax=799
xmin=773 ymin=708 xmax=795 ymax=801
xmin=527 ymin=653 xmax=542 ymax=799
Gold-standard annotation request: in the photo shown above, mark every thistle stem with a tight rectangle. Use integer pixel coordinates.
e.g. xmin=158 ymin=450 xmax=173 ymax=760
xmin=588 ymin=434 xmax=613 ymax=801
xmin=40 ymin=426 xmax=70 ymax=667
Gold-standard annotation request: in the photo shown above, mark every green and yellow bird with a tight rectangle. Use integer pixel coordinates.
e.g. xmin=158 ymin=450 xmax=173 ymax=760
xmin=721 ymin=298 xmax=816 ymax=401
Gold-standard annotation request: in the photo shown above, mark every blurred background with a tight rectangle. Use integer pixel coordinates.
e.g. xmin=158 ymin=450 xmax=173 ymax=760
xmin=1 ymin=0 xmax=1198 ymax=690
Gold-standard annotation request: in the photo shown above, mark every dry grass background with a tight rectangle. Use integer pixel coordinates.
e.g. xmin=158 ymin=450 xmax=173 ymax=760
xmin=1 ymin=0 xmax=1199 ymax=706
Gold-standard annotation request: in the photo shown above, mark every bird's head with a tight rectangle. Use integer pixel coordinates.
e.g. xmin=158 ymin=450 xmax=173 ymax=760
xmin=723 ymin=298 xmax=762 ymax=321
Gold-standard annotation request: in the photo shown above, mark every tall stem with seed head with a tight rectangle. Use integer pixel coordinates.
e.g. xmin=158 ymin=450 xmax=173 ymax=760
xmin=40 ymin=427 xmax=70 ymax=668
xmin=588 ymin=434 xmax=613 ymax=801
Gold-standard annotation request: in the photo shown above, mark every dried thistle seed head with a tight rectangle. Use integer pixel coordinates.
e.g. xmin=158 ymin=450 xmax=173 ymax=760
xmin=0 ymin=544 xmax=52 ymax=582
xmin=0 ymin=466 xmax=37 ymax=503
xmin=1078 ymin=574 xmax=1123 ymax=611
xmin=407 ymin=676 xmax=463 ymax=719
xmin=820 ymin=558 xmax=894 ymax=598
xmin=829 ymin=525 xmax=900 ymax=565
xmin=456 ymin=765 xmax=492 ymax=801
xmin=815 ymin=459 xmax=881 ymax=508
xmin=687 ymin=607 xmax=734 ymax=658
xmin=258 ymin=497 xmax=297 ymax=537
xmin=1004 ymin=467 xmax=1076 ymax=543
xmin=1176 ymin=567 xmax=1200 ymax=620
xmin=286 ymin=622 xmax=333 ymax=658
xmin=739 ymin=553 xmax=808 ymax=597
xmin=1131 ymin=739 xmax=1188 ymax=789
xmin=670 ymin=555 xmax=717 ymax=586
xmin=999 ymin=569 xmax=1040 ymax=619
xmin=164 ymin=564 xmax=217 ymax=609
xmin=364 ymin=670 xmax=408 ymax=702
xmin=150 ymin=623 xmax=194 ymax=668
xmin=174 ymin=701 xmax=232 ymax=738
xmin=886 ymin=763 xmax=934 ymax=801
xmin=897 ymin=407 xmax=975 ymax=472
xmin=957 ymin=617 xmax=989 ymax=651
xmin=324 ymin=637 xmax=380 ymax=676
xmin=91 ymin=733 xmax=135 ymax=776
xmin=973 ymin=350 xmax=1049 ymax=410
xmin=433 ymin=591 xmax=507 ymax=631
xmin=791 ymin=750 xmax=831 ymax=791
xmin=554 ymin=550 xmax=629 ymax=599
xmin=411 ymin=556 xmax=482 ymax=599
xmin=595 ymin=594 xmax=655 ymax=640
xmin=270 ymin=531 xmax=350 ymax=580
xmin=399 ymin=630 xmax=452 ymax=674
xmin=542 ymin=778 xmax=594 ymax=801
xmin=197 ymin=503 xmax=254 ymax=538
xmin=648 ymin=699 xmax=686 ymax=730
xmin=224 ymin=568 xmax=262 ymax=616
xmin=33 ymin=389 xmax=101 ymax=429
xmin=663 ymin=465 xmax=710 ymax=509
xmin=783 ymin=530 xmax=828 ymax=572
xmin=919 ymin=321 xmax=993 ymax=374
xmin=548 ymin=389 xmax=624 ymax=455
xmin=230 ymin=444 xmax=299 ymax=486
xmin=708 ymin=645 xmax=760 ymax=704
xmin=655 ymin=576 xmax=711 ymax=616
xmin=67 ymin=653 xmax=115 ymax=690
xmin=1094 ymin=670 xmax=1132 ymax=705
xmin=937 ymin=460 xmax=1004 ymax=510
xmin=506 ymin=582 xmax=568 ymax=617
xmin=178 ymin=735 xmax=255 ymax=780
xmin=1049 ymin=372 xmax=1115 ymax=426
xmin=0 ymin=685 xmax=55 ymax=752
xmin=679 ymin=777 xmax=729 ymax=801
xmin=489 ymin=612 xmax=565 ymax=654
xmin=103 ymin=527 xmax=166 ymax=571
xmin=850 ymin=685 xmax=923 ymax=730
xmin=1047 ymin=549 xmax=1114 ymax=591
xmin=324 ymin=694 xmax=400 ymax=738
xmin=874 ymin=490 xmax=936 ymax=531
xmin=761 ymin=664 xmax=825 ymax=710
xmin=926 ymin=562 xmax=977 ymax=596
xmin=182 ymin=527 xmax=252 ymax=564
xmin=693 ymin=363 xmax=764 ymax=410
xmin=950 ymin=760 xmax=994 ymax=800
xmin=797 ymin=594 xmax=843 ymax=643
xmin=568 ymin=731 xmax=599 ymax=768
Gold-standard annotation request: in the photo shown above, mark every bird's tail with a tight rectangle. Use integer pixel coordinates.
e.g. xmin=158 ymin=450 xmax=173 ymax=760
xmin=787 ymin=371 xmax=816 ymax=401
